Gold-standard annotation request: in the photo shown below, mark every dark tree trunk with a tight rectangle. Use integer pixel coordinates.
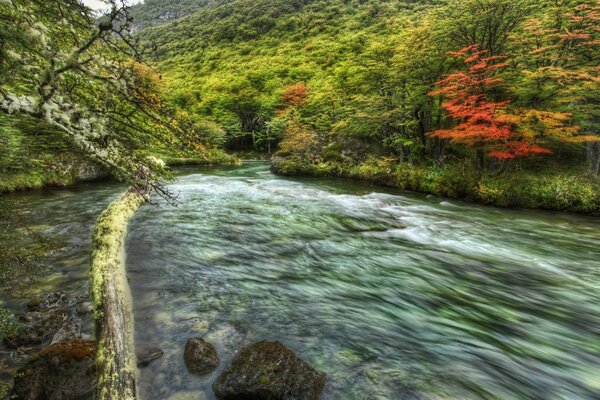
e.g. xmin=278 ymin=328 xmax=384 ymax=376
xmin=587 ymin=142 xmax=600 ymax=176
xmin=476 ymin=146 xmax=485 ymax=171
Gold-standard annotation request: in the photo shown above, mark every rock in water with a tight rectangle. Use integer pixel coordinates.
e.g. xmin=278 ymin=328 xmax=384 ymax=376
xmin=184 ymin=337 xmax=219 ymax=375
xmin=11 ymin=340 xmax=96 ymax=400
xmin=213 ymin=341 xmax=326 ymax=400
xmin=51 ymin=315 xmax=82 ymax=344
xmin=5 ymin=292 xmax=89 ymax=350
xmin=5 ymin=309 xmax=67 ymax=348
xmin=137 ymin=346 xmax=164 ymax=367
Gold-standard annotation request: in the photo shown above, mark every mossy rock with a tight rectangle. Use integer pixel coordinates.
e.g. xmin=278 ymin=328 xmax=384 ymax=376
xmin=213 ymin=340 xmax=326 ymax=400
xmin=11 ymin=340 xmax=96 ymax=400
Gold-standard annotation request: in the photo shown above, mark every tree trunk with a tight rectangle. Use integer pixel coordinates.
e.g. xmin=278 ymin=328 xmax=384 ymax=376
xmin=476 ymin=146 xmax=485 ymax=171
xmin=587 ymin=142 xmax=600 ymax=176
xmin=90 ymin=189 xmax=146 ymax=400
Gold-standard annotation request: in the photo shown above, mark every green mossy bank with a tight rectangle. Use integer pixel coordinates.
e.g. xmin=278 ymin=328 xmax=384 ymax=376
xmin=0 ymin=114 xmax=239 ymax=195
xmin=272 ymin=156 xmax=600 ymax=216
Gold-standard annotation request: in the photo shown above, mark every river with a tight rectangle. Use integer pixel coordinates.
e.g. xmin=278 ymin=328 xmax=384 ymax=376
xmin=2 ymin=161 xmax=600 ymax=399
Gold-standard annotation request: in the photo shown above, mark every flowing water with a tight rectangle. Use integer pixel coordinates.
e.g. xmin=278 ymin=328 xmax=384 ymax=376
xmin=2 ymin=161 xmax=600 ymax=399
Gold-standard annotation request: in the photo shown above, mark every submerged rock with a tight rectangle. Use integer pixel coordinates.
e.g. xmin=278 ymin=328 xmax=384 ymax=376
xmin=26 ymin=292 xmax=68 ymax=312
xmin=137 ymin=346 xmax=164 ymax=367
xmin=184 ymin=337 xmax=219 ymax=375
xmin=213 ymin=340 xmax=326 ymax=400
xmin=11 ymin=340 xmax=96 ymax=400
xmin=167 ymin=392 xmax=206 ymax=400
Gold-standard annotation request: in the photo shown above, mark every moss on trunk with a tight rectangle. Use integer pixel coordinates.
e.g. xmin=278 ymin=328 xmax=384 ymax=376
xmin=90 ymin=189 xmax=146 ymax=400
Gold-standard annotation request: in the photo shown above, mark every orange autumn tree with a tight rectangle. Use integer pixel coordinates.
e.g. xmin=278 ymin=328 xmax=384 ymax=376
xmin=429 ymin=45 xmax=552 ymax=167
xmin=281 ymin=82 xmax=309 ymax=109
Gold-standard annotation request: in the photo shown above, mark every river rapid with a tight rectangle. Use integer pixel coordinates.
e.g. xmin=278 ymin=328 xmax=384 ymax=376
xmin=2 ymin=161 xmax=600 ymax=399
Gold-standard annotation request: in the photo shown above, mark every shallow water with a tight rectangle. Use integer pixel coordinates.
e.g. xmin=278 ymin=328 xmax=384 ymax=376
xmin=127 ymin=162 xmax=600 ymax=400
xmin=0 ymin=180 xmax=123 ymax=384
xmin=1 ymin=162 xmax=599 ymax=399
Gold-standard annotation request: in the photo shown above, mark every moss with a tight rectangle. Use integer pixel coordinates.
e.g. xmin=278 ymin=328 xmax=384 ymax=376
xmin=90 ymin=189 xmax=145 ymax=400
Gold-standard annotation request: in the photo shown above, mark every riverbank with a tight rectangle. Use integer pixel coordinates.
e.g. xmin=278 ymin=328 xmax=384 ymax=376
xmin=0 ymin=150 xmax=240 ymax=195
xmin=272 ymin=155 xmax=600 ymax=216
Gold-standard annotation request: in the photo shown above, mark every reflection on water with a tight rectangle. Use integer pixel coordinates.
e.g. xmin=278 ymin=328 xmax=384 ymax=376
xmin=125 ymin=162 xmax=600 ymax=400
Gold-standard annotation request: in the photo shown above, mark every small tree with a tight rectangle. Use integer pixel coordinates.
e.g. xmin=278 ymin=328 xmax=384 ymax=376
xmin=429 ymin=45 xmax=552 ymax=168
xmin=511 ymin=0 xmax=600 ymax=174
xmin=281 ymin=82 xmax=309 ymax=109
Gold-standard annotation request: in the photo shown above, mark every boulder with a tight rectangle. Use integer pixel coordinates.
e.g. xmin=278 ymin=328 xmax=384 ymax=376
xmin=184 ymin=337 xmax=219 ymax=375
xmin=213 ymin=341 xmax=326 ymax=400
xmin=137 ymin=346 xmax=164 ymax=367
xmin=4 ymin=309 xmax=67 ymax=348
xmin=51 ymin=316 xmax=82 ymax=344
xmin=5 ymin=292 xmax=88 ymax=351
xmin=10 ymin=340 xmax=96 ymax=400
xmin=26 ymin=292 xmax=68 ymax=312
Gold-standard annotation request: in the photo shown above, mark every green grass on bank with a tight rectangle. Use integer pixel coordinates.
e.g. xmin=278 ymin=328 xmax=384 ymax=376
xmin=272 ymin=156 xmax=600 ymax=216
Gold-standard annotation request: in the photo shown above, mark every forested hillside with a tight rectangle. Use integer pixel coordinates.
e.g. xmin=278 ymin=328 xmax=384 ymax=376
xmin=138 ymin=0 xmax=600 ymax=213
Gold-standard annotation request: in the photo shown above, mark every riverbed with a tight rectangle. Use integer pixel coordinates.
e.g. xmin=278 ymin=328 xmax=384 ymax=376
xmin=2 ymin=161 xmax=600 ymax=399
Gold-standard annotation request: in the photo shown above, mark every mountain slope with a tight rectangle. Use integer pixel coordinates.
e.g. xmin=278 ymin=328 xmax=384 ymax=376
xmin=138 ymin=0 xmax=440 ymax=149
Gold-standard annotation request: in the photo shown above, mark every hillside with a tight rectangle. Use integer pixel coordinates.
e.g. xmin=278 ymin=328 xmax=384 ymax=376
xmin=138 ymin=0 xmax=440 ymax=149
xmin=137 ymin=0 xmax=600 ymax=214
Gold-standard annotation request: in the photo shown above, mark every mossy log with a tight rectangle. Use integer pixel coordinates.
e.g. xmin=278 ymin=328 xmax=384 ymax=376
xmin=90 ymin=189 xmax=146 ymax=400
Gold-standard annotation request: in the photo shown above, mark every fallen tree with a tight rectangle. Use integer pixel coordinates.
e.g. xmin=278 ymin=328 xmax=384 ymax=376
xmin=90 ymin=189 xmax=147 ymax=400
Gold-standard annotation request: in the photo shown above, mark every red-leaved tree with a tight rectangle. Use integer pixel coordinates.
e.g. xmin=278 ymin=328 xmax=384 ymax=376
xmin=429 ymin=45 xmax=552 ymax=166
xmin=281 ymin=82 xmax=309 ymax=109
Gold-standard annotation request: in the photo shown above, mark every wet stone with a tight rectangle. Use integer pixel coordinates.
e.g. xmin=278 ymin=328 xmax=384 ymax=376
xmin=183 ymin=337 xmax=219 ymax=375
xmin=10 ymin=340 xmax=96 ymax=400
xmin=213 ymin=340 xmax=326 ymax=400
xmin=137 ymin=346 xmax=164 ymax=367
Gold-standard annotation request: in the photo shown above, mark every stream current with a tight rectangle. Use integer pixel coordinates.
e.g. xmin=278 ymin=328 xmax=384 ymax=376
xmin=2 ymin=161 xmax=599 ymax=399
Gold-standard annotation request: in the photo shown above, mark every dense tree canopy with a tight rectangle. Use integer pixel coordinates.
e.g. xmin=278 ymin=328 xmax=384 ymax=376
xmin=136 ymin=0 xmax=598 ymax=177
xmin=0 ymin=0 xmax=209 ymax=197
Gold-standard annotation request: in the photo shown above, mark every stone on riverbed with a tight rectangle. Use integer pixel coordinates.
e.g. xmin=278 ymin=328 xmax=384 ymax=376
xmin=10 ymin=340 xmax=96 ymax=400
xmin=4 ymin=308 xmax=67 ymax=348
xmin=184 ymin=337 xmax=219 ymax=375
xmin=137 ymin=346 xmax=164 ymax=367
xmin=213 ymin=340 xmax=326 ymax=400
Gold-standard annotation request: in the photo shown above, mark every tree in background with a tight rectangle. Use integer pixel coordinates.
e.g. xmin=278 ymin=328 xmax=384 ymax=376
xmin=433 ymin=0 xmax=534 ymax=55
xmin=0 ymin=0 xmax=186 ymax=197
xmin=510 ymin=0 xmax=600 ymax=174
xmin=430 ymin=45 xmax=553 ymax=169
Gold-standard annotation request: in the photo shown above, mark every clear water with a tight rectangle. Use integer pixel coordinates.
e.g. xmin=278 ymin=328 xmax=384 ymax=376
xmin=0 ymin=180 xmax=123 ymax=384
xmin=126 ymin=162 xmax=600 ymax=400
xmin=1 ymin=162 xmax=600 ymax=400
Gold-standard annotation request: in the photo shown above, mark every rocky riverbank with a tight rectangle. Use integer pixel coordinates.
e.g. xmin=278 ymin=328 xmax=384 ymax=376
xmin=3 ymin=290 xmax=327 ymax=400
xmin=1 ymin=292 xmax=95 ymax=399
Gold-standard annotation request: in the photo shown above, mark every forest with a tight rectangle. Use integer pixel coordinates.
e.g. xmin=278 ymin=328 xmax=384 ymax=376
xmin=137 ymin=0 xmax=600 ymax=213
xmin=0 ymin=1 xmax=599 ymax=400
